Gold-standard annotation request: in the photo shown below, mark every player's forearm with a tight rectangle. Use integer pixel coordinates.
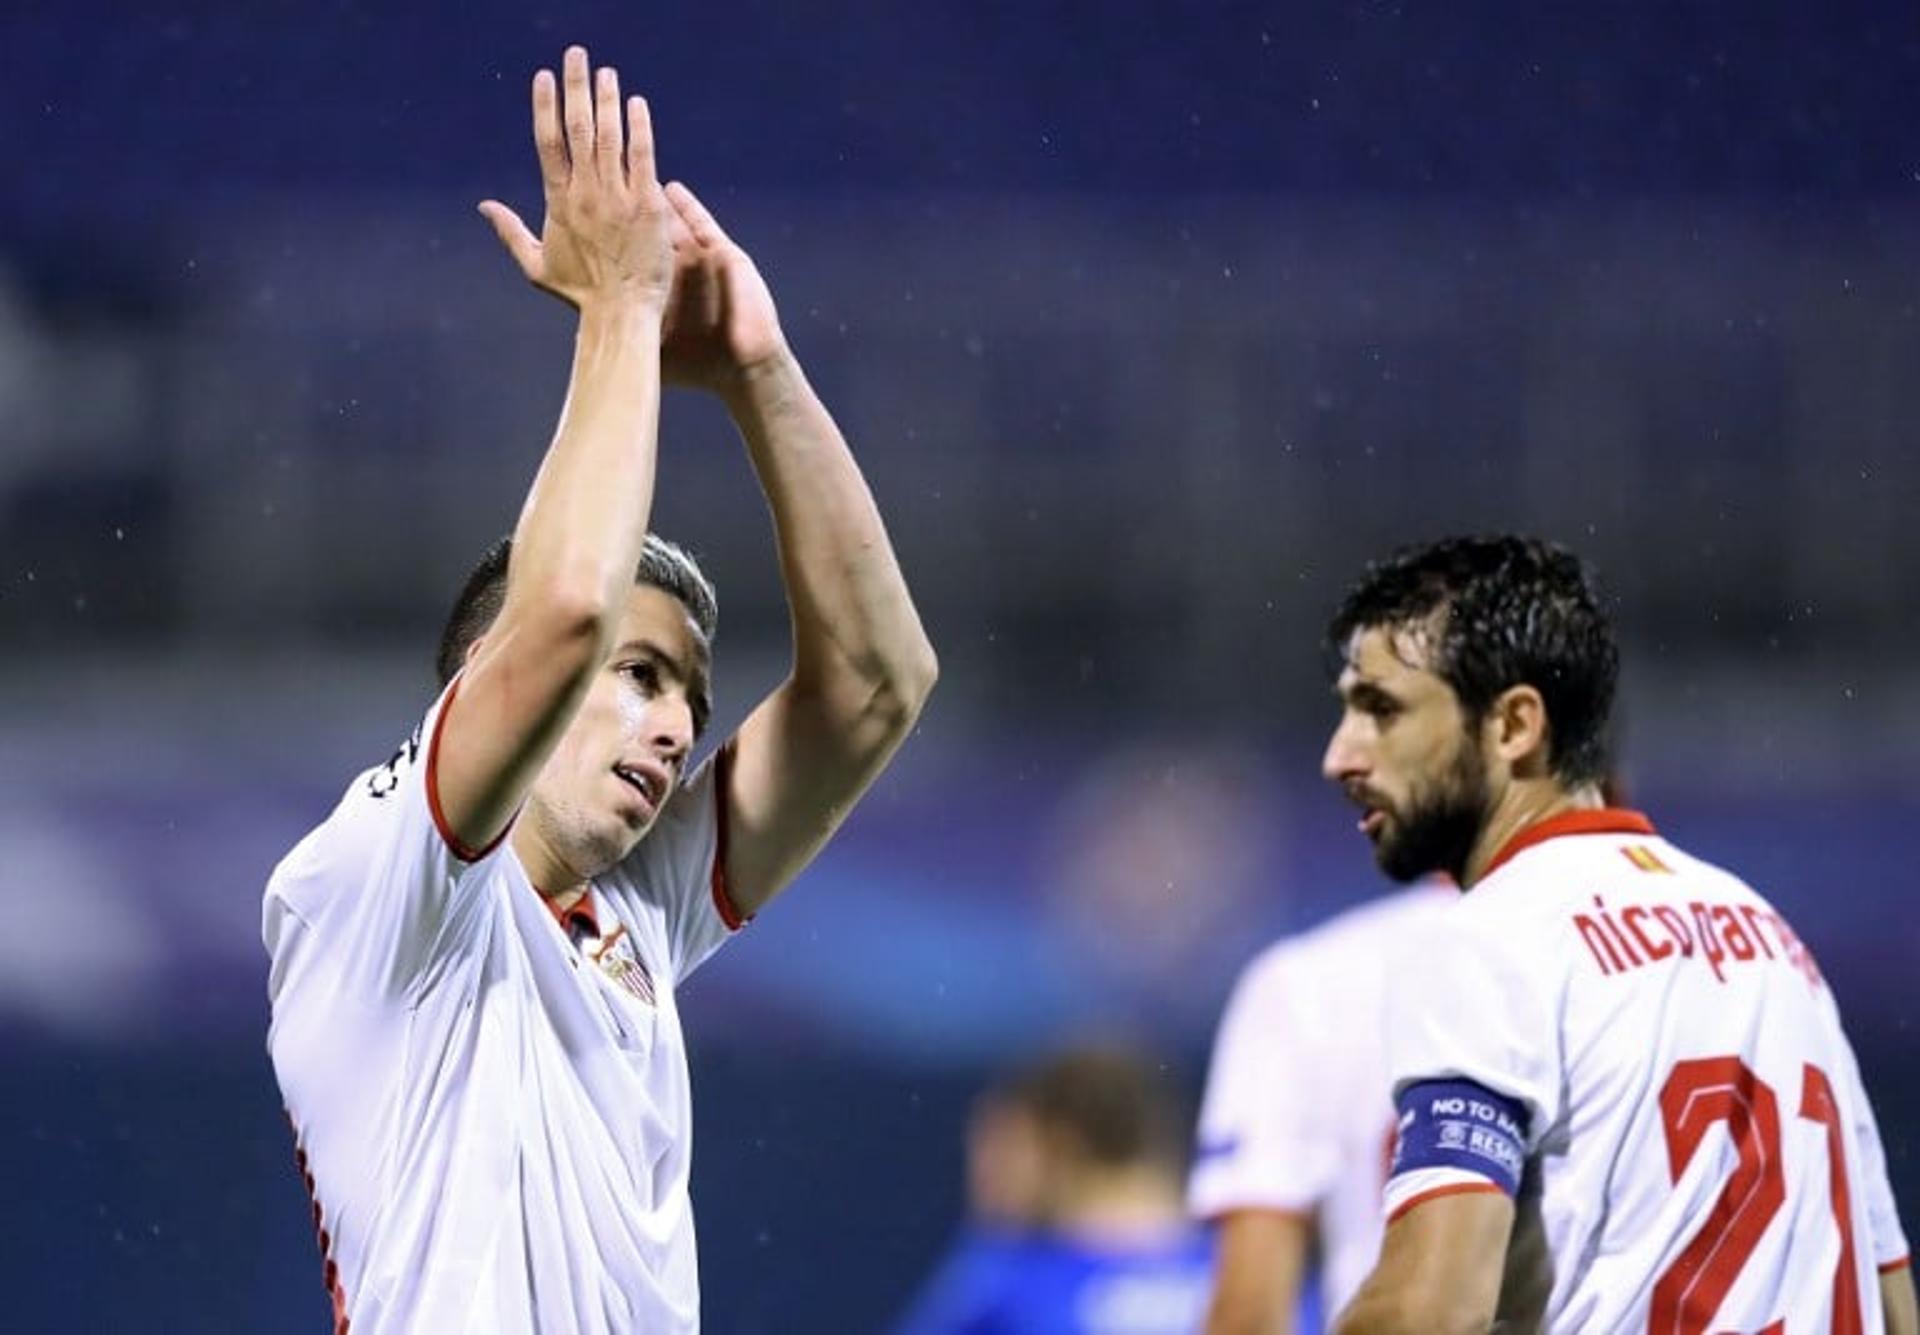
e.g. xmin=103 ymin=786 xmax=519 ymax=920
xmin=1329 ymin=1289 xmax=1403 ymax=1335
xmin=1205 ymin=1290 xmax=1294 ymax=1335
xmin=1334 ymin=1241 xmax=1499 ymax=1335
xmin=1886 ymin=1267 xmax=1919 ymax=1335
xmin=504 ymin=302 xmax=665 ymax=646
xmin=1333 ymin=1284 xmax=1488 ymax=1335
xmin=726 ymin=348 xmax=937 ymax=729
xmin=1206 ymin=1212 xmax=1308 ymax=1335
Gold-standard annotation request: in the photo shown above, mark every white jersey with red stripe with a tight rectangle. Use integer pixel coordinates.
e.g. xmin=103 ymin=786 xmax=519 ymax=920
xmin=1382 ymin=809 xmax=1909 ymax=1333
xmin=263 ymin=678 xmax=741 ymax=1334
xmin=1189 ymin=884 xmax=1454 ymax=1317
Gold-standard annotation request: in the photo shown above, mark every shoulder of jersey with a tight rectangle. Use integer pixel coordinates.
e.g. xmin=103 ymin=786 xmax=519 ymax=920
xmin=268 ymin=721 xmax=433 ymax=883
xmin=1483 ymin=829 xmax=1686 ymax=886
xmin=1472 ymin=831 xmax=1772 ymax=924
xmin=1243 ymin=884 xmax=1456 ymax=981
xmin=1312 ymin=883 xmax=1456 ymax=945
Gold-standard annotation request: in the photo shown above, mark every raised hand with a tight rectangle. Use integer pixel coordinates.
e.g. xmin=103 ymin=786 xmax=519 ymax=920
xmin=658 ymin=182 xmax=790 ymax=395
xmin=478 ymin=46 xmax=675 ymax=315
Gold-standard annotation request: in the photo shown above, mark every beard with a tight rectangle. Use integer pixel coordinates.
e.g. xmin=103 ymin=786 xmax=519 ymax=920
xmin=1374 ymin=734 xmax=1489 ymax=884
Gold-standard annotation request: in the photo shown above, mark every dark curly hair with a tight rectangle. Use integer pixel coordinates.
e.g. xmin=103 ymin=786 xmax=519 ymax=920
xmin=1326 ymin=535 xmax=1618 ymax=785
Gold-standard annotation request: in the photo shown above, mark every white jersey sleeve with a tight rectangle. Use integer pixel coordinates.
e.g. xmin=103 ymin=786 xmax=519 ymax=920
xmin=601 ymin=739 xmax=740 ymax=985
xmin=1833 ymin=1016 xmax=1912 ymax=1271
xmin=1380 ymin=901 xmax=1562 ymax=1221
xmin=1189 ymin=945 xmax=1342 ymax=1218
xmin=263 ymin=677 xmax=506 ymax=1003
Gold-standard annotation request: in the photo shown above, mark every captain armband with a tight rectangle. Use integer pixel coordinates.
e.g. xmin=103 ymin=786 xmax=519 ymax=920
xmin=1390 ymin=1078 xmax=1531 ymax=1197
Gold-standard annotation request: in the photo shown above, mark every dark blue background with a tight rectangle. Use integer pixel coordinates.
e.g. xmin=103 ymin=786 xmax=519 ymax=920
xmin=4 ymin=2 xmax=1918 ymax=1330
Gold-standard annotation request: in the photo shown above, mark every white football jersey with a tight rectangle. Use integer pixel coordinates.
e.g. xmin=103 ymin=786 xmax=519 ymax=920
xmin=263 ymin=678 xmax=741 ymax=1334
xmin=1190 ymin=885 xmax=1454 ymax=1317
xmin=1382 ymin=809 xmax=1909 ymax=1333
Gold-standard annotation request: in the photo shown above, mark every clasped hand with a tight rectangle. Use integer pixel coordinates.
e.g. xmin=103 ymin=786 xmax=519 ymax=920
xmin=481 ymin=45 xmax=790 ymax=395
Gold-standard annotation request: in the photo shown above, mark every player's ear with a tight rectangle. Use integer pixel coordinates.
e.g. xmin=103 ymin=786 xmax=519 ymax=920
xmin=464 ymin=635 xmax=488 ymax=669
xmin=1489 ymin=684 xmax=1551 ymax=774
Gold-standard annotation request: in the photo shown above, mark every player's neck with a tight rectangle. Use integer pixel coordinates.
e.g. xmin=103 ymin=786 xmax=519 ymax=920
xmin=1047 ymin=1168 xmax=1190 ymax=1249
xmin=511 ymin=822 xmax=590 ymax=907
xmin=1462 ymin=779 xmax=1604 ymax=889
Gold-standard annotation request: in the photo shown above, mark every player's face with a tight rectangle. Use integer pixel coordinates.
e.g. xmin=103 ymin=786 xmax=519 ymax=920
xmin=1323 ymin=624 xmax=1490 ymax=883
xmin=966 ymin=1097 xmax=1050 ymax=1228
xmin=524 ymin=583 xmax=709 ymax=878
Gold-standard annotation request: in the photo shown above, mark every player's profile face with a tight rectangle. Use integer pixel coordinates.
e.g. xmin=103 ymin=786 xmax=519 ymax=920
xmin=521 ymin=583 xmax=709 ymax=878
xmin=1323 ymin=625 xmax=1490 ymax=883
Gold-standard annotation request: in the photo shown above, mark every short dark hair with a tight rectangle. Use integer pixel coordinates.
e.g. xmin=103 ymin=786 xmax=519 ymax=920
xmin=1326 ymin=535 xmax=1619 ymax=785
xmin=998 ymin=1046 xmax=1186 ymax=1172
xmin=434 ymin=533 xmax=719 ymax=730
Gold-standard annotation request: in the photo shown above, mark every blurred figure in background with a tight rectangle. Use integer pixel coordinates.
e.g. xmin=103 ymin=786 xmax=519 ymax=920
xmin=1189 ymin=885 xmax=1451 ymax=1334
xmin=895 ymin=1045 xmax=1214 ymax=1335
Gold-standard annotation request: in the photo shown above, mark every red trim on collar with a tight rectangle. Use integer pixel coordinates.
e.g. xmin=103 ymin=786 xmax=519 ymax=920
xmin=541 ymin=887 xmax=602 ymax=940
xmin=1479 ymin=808 xmax=1657 ymax=881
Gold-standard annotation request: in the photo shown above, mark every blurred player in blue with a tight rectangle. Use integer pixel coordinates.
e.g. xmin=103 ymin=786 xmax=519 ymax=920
xmin=895 ymin=1046 xmax=1215 ymax=1335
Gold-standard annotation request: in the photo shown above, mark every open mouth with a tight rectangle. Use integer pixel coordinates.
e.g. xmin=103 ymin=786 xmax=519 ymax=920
xmin=614 ymin=764 xmax=665 ymax=811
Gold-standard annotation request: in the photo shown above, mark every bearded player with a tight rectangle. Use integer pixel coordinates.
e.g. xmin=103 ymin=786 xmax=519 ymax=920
xmin=1321 ymin=536 xmax=1912 ymax=1334
xmin=262 ymin=47 xmax=934 ymax=1332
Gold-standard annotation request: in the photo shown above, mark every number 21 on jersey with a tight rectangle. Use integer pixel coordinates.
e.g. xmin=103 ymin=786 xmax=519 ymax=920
xmin=1654 ymin=1056 xmax=1861 ymax=1335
